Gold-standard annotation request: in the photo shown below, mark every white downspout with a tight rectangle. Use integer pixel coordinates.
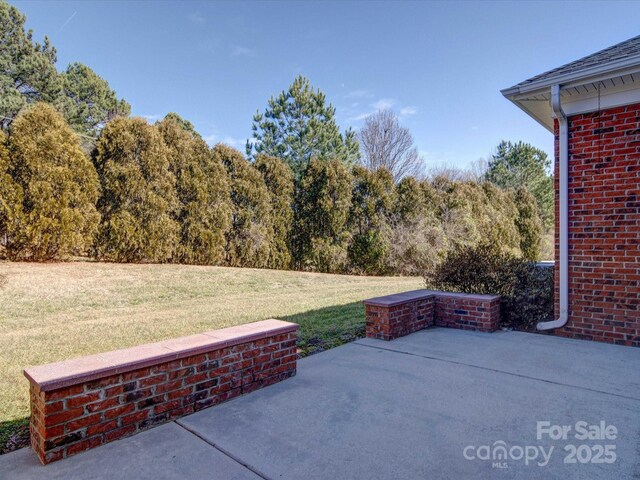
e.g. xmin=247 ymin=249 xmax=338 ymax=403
xmin=537 ymin=84 xmax=569 ymax=330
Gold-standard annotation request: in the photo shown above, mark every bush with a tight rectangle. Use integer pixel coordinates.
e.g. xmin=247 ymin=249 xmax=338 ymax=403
xmin=214 ymin=145 xmax=274 ymax=268
xmin=93 ymin=117 xmax=179 ymax=262
xmin=0 ymin=130 xmax=23 ymax=258
xmin=294 ymin=158 xmax=353 ymax=273
xmin=427 ymin=243 xmax=553 ymax=330
xmin=348 ymin=166 xmax=395 ymax=274
xmin=157 ymin=116 xmax=231 ymax=265
xmin=6 ymin=103 xmax=100 ymax=260
xmin=254 ymin=154 xmax=294 ymax=269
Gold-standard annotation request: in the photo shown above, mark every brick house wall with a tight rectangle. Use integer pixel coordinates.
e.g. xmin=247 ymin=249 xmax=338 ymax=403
xmin=553 ymin=105 xmax=640 ymax=346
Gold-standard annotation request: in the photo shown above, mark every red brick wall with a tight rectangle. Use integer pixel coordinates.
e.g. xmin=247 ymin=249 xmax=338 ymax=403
xmin=27 ymin=328 xmax=297 ymax=464
xmin=433 ymin=294 xmax=501 ymax=332
xmin=365 ymin=297 xmax=434 ymax=340
xmin=365 ymin=290 xmax=500 ymax=340
xmin=554 ymin=105 xmax=640 ymax=346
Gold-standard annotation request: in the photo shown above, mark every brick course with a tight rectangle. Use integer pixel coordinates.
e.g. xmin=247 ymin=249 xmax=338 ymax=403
xmin=365 ymin=289 xmax=500 ymax=340
xmin=433 ymin=293 xmax=501 ymax=332
xmin=25 ymin=320 xmax=298 ymax=464
xmin=553 ymin=105 xmax=640 ymax=346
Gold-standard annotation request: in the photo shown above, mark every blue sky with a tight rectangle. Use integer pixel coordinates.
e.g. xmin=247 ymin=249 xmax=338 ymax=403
xmin=12 ymin=0 xmax=640 ymax=169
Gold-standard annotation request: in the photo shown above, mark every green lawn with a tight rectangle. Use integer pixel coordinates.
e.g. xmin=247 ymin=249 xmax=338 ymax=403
xmin=0 ymin=261 xmax=422 ymax=453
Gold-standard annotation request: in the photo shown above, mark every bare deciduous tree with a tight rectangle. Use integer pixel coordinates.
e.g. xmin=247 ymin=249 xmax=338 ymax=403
xmin=357 ymin=109 xmax=423 ymax=182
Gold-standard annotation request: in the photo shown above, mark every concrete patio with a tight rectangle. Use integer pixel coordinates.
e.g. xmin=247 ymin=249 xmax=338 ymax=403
xmin=2 ymin=327 xmax=639 ymax=479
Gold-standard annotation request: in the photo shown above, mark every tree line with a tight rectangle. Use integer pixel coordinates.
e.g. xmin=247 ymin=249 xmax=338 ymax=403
xmin=0 ymin=102 xmax=543 ymax=273
xmin=0 ymin=1 xmax=549 ymax=274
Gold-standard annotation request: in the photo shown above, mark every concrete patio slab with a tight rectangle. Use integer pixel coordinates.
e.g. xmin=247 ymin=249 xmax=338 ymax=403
xmin=0 ymin=422 xmax=260 ymax=480
xmin=2 ymin=327 xmax=639 ymax=479
xmin=179 ymin=328 xmax=640 ymax=479
xmin=356 ymin=328 xmax=640 ymax=399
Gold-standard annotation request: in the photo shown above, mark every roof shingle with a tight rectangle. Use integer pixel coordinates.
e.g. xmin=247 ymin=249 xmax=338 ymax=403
xmin=514 ymin=34 xmax=640 ymax=87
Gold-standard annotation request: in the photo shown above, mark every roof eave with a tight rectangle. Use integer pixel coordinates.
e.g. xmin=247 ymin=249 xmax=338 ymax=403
xmin=502 ymin=52 xmax=640 ymax=97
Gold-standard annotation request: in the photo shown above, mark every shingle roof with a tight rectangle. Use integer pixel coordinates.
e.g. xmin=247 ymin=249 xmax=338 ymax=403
xmin=514 ymin=34 xmax=640 ymax=88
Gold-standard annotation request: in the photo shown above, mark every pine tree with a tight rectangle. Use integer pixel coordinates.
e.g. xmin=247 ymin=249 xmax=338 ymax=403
xmin=158 ymin=115 xmax=232 ymax=265
xmin=254 ymin=154 xmax=294 ymax=269
xmin=59 ymin=62 xmax=130 ymax=138
xmin=0 ymin=2 xmax=60 ymax=130
xmin=6 ymin=103 xmax=100 ymax=260
xmin=348 ymin=166 xmax=395 ymax=274
xmin=295 ymin=158 xmax=353 ymax=272
xmin=248 ymin=75 xmax=360 ymax=179
xmin=214 ymin=144 xmax=274 ymax=268
xmin=485 ymin=140 xmax=553 ymax=230
xmin=93 ymin=117 xmax=179 ymax=262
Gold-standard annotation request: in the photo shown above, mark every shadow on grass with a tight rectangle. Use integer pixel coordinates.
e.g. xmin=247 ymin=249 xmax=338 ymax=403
xmin=0 ymin=301 xmax=368 ymax=456
xmin=0 ymin=417 xmax=29 ymax=455
xmin=281 ymin=301 xmax=366 ymax=357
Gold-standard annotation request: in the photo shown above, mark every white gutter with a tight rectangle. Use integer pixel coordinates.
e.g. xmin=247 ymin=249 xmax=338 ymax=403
xmin=537 ymin=84 xmax=569 ymax=331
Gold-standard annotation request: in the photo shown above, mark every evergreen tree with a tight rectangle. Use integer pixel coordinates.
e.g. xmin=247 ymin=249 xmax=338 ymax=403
xmin=158 ymin=115 xmax=231 ymax=265
xmin=0 ymin=1 xmax=60 ymax=130
xmin=163 ymin=112 xmax=200 ymax=138
xmin=0 ymin=129 xmax=23 ymax=255
xmin=59 ymin=62 xmax=130 ymax=138
xmin=295 ymin=158 xmax=353 ymax=273
xmin=393 ymin=176 xmax=435 ymax=223
xmin=388 ymin=176 xmax=445 ymax=276
xmin=255 ymin=154 xmax=294 ymax=269
xmin=485 ymin=140 xmax=553 ymax=230
xmin=348 ymin=166 xmax=395 ymax=274
xmin=93 ymin=117 xmax=179 ymax=262
xmin=513 ymin=186 xmax=543 ymax=261
xmin=248 ymin=75 xmax=359 ymax=179
xmin=6 ymin=103 xmax=100 ymax=260
xmin=480 ymin=182 xmax=521 ymax=255
xmin=214 ymin=144 xmax=274 ymax=268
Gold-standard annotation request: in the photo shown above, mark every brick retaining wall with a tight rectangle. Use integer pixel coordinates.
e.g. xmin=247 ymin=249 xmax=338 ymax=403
xmin=365 ymin=290 xmax=500 ymax=340
xmin=24 ymin=319 xmax=298 ymax=464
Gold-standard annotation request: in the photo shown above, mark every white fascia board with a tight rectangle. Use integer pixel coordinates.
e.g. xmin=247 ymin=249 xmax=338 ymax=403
xmin=506 ymin=54 xmax=640 ymax=96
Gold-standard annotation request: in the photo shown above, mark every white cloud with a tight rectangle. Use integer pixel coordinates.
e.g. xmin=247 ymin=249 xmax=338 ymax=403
xmin=471 ymin=126 xmax=479 ymax=130
xmin=140 ymin=114 xmax=161 ymax=122
xmin=231 ymin=45 xmax=255 ymax=57
xmin=400 ymin=106 xmax=417 ymax=116
xmin=186 ymin=12 xmax=206 ymax=24
xmin=345 ymin=89 xmax=373 ymax=99
xmin=372 ymin=98 xmax=396 ymax=110
xmin=203 ymin=132 xmax=244 ymax=148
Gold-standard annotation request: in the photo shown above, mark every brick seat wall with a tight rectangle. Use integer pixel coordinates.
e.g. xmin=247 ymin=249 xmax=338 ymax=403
xmin=24 ymin=319 xmax=298 ymax=465
xmin=364 ymin=289 xmax=500 ymax=340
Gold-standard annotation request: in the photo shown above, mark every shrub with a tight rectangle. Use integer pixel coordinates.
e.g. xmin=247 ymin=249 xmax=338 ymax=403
xmin=6 ymin=103 xmax=100 ymax=260
xmin=513 ymin=186 xmax=543 ymax=261
xmin=0 ymin=130 xmax=23 ymax=257
xmin=389 ymin=177 xmax=447 ymax=276
xmin=93 ymin=117 xmax=179 ymax=262
xmin=214 ymin=145 xmax=274 ymax=268
xmin=427 ymin=243 xmax=553 ymax=330
xmin=157 ymin=116 xmax=231 ymax=265
xmin=294 ymin=158 xmax=353 ymax=273
xmin=348 ymin=166 xmax=395 ymax=274
xmin=254 ymin=154 xmax=294 ymax=269
xmin=388 ymin=217 xmax=447 ymax=276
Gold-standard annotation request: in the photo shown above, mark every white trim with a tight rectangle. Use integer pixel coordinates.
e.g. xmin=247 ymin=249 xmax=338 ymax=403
xmin=561 ymin=81 xmax=640 ymax=116
xmin=501 ymin=54 xmax=640 ymax=96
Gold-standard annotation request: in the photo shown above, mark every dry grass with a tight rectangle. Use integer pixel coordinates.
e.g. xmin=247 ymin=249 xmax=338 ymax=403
xmin=0 ymin=260 xmax=421 ymax=451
